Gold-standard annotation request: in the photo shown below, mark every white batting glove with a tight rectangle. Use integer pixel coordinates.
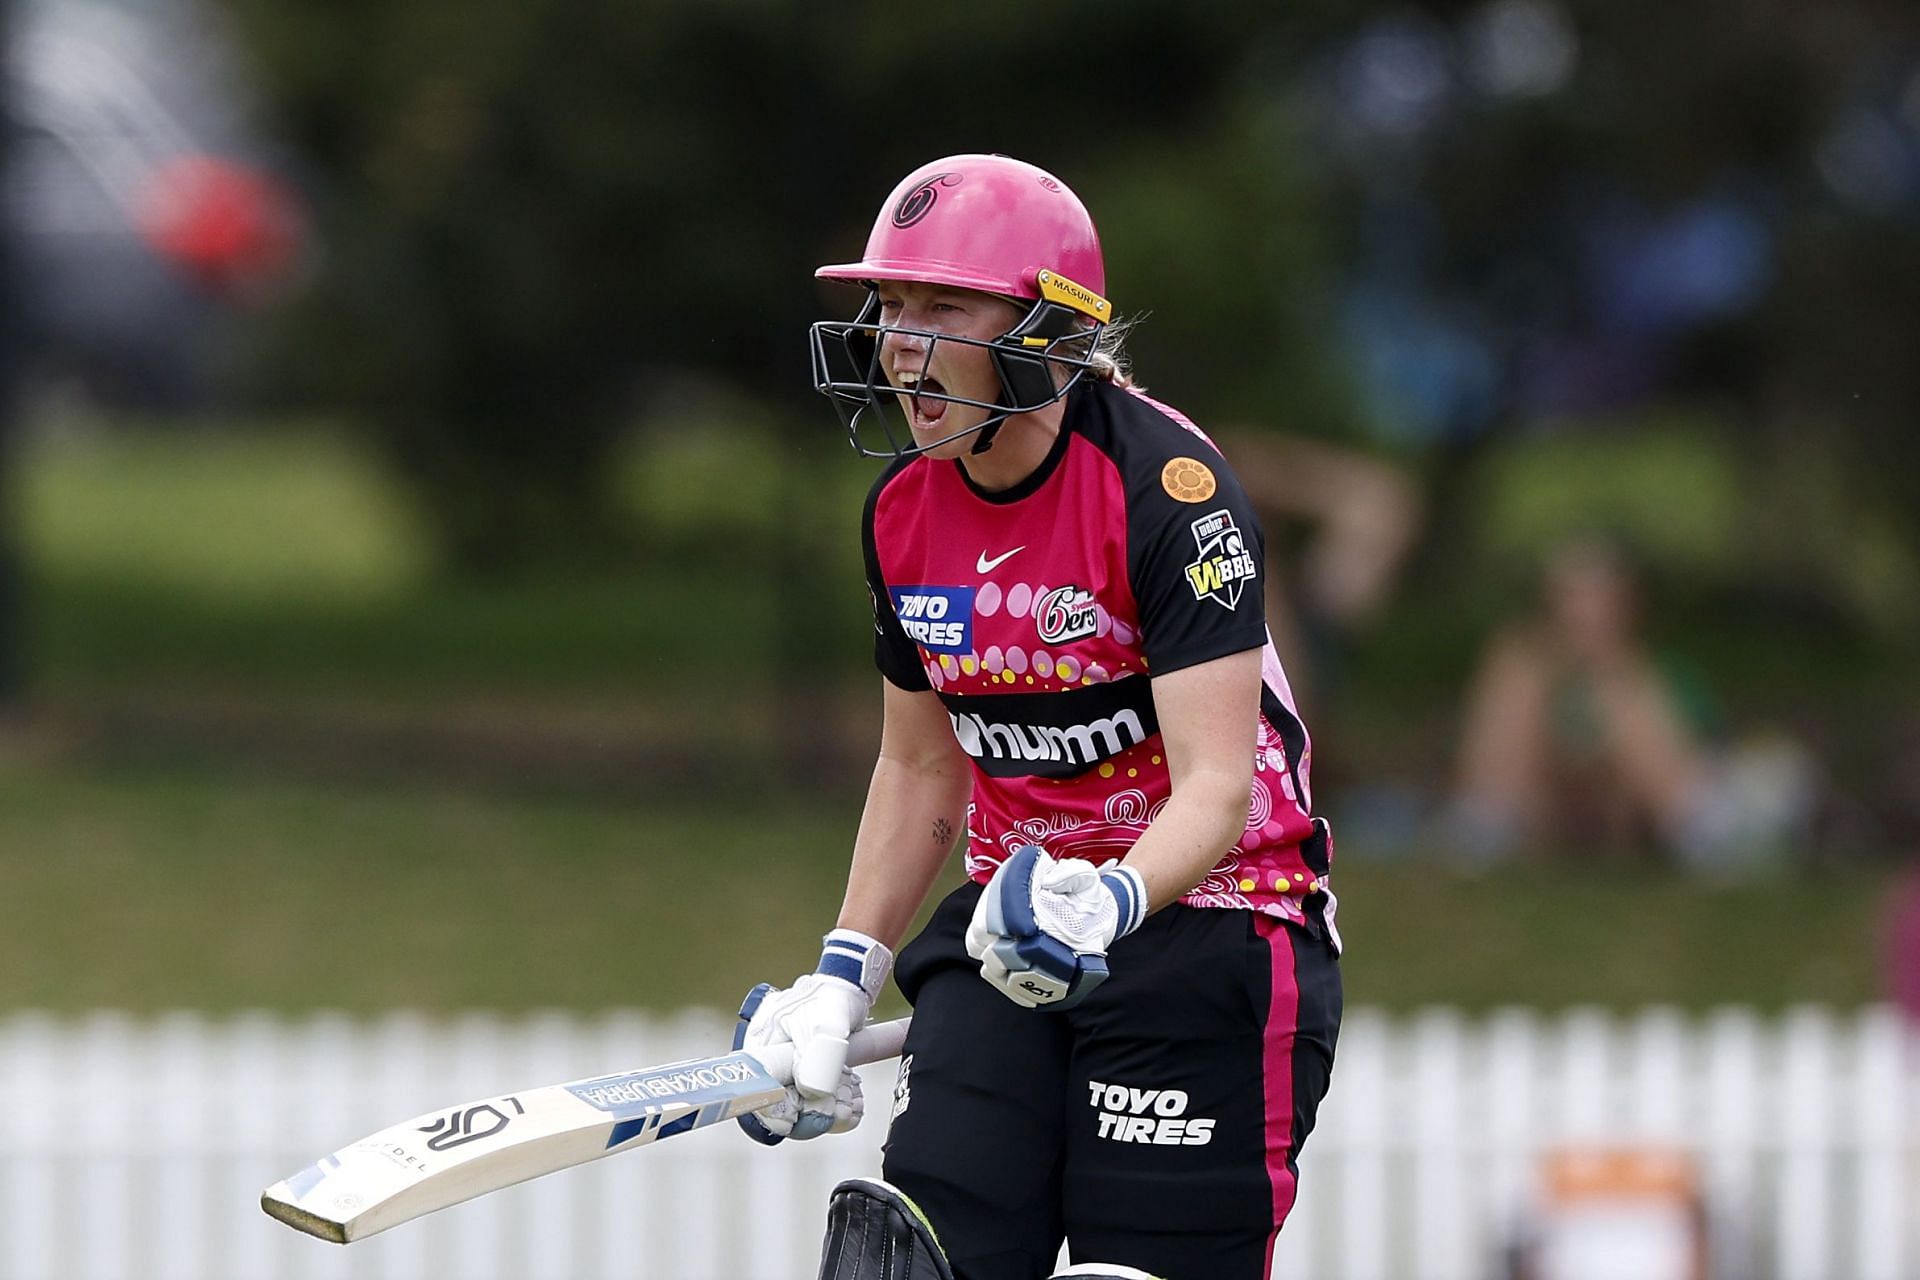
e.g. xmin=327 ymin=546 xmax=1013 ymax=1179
xmin=739 ymin=1052 xmax=866 ymax=1140
xmin=736 ymin=929 xmax=892 ymax=1142
xmin=966 ymin=845 xmax=1147 ymax=1010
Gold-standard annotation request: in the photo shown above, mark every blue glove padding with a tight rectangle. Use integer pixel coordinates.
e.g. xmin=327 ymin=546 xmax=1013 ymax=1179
xmin=965 ymin=845 xmax=1148 ymax=1011
xmin=733 ymin=984 xmax=787 ymax=1146
xmin=735 ymin=930 xmax=892 ymax=1144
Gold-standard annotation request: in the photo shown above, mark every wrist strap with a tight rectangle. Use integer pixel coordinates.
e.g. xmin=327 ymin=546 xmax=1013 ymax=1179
xmin=817 ymin=928 xmax=894 ymax=1003
xmin=1099 ymin=866 xmax=1149 ymax=940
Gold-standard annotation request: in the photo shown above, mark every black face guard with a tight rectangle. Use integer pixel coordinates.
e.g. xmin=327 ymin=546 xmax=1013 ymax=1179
xmin=809 ymin=291 xmax=1100 ymax=459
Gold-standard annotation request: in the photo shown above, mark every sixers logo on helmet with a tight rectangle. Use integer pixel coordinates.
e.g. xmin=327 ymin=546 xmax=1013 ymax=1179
xmin=892 ymin=172 xmax=962 ymax=228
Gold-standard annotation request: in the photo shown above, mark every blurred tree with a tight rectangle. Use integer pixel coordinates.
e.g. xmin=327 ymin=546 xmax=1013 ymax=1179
xmin=0 ymin=0 xmax=21 ymax=705
xmin=219 ymin=0 xmax=1920 ymax=732
xmin=219 ymin=0 xmax=1349 ymax=571
xmin=1300 ymin=0 xmax=1920 ymax=607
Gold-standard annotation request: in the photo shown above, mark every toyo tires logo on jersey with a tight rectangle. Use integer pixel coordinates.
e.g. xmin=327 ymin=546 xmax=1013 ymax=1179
xmin=1184 ymin=510 xmax=1258 ymax=611
xmin=890 ymin=585 xmax=974 ymax=653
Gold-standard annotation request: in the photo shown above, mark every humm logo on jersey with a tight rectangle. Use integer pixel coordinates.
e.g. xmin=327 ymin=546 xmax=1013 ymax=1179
xmin=890 ymin=585 xmax=974 ymax=653
xmin=950 ymin=708 xmax=1147 ymax=772
xmin=935 ymin=682 xmax=1160 ymax=779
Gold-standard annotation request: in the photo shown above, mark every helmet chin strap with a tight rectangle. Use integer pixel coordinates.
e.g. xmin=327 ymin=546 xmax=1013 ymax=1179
xmin=967 ymin=407 xmax=1012 ymax=454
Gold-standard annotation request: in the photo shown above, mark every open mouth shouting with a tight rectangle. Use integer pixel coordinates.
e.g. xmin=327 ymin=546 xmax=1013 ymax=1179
xmin=895 ymin=369 xmax=951 ymax=431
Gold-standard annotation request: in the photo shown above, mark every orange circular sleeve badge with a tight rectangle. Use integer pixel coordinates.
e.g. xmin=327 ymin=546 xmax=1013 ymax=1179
xmin=1161 ymin=456 xmax=1218 ymax=503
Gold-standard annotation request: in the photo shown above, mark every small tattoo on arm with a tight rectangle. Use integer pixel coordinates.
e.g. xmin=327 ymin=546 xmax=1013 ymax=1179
xmin=933 ymin=818 xmax=954 ymax=847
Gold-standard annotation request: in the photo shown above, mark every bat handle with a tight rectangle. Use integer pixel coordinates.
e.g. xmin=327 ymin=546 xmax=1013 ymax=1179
xmin=750 ymin=1016 xmax=911 ymax=1083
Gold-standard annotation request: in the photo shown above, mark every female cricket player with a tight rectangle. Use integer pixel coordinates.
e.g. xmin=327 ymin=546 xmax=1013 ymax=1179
xmin=740 ymin=153 xmax=1343 ymax=1280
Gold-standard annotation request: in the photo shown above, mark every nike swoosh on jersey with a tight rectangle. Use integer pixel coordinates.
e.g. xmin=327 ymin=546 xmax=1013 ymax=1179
xmin=976 ymin=546 xmax=1026 ymax=574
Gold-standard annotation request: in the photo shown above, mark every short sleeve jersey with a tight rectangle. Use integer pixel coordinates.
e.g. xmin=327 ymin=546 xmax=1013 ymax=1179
xmin=862 ymin=379 xmax=1335 ymax=933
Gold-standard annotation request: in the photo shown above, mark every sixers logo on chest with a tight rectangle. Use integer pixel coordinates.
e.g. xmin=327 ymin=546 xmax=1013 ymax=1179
xmin=1034 ymin=585 xmax=1098 ymax=645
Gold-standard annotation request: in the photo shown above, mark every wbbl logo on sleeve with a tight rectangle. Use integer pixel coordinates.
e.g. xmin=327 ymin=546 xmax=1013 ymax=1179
xmin=890 ymin=585 xmax=975 ymax=653
xmin=1184 ymin=510 xmax=1258 ymax=610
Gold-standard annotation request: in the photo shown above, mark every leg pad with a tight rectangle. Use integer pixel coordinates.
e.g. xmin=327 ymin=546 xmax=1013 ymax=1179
xmin=817 ymin=1177 xmax=955 ymax=1280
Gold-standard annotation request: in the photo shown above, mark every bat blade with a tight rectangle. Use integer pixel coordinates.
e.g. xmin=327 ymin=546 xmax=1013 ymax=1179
xmin=262 ymin=1017 xmax=909 ymax=1244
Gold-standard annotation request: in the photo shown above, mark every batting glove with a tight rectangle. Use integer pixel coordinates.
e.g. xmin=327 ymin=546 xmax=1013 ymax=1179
xmin=965 ymin=845 xmax=1147 ymax=1010
xmin=736 ymin=929 xmax=893 ymax=1143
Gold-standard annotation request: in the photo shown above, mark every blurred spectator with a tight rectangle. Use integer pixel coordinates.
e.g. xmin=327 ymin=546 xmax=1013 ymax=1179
xmin=1213 ymin=429 xmax=1425 ymax=713
xmin=1885 ymin=871 xmax=1920 ymax=1024
xmin=1440 ymin=538 xmax=1817 ymax=874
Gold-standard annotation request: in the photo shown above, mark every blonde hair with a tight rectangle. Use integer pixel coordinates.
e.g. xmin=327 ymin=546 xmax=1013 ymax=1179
xmin=1000 ymin=295 xmax=1142 ymax=394
xmin=1086 ymin=313 xmax=1141 ymax=390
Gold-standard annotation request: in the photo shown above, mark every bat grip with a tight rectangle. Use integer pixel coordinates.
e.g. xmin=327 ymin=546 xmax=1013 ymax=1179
xmin=751 ymin=1016 xmax=911 ymax=1083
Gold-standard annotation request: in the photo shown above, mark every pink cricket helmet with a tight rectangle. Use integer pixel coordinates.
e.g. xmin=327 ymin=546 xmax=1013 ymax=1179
xmin=816 ymin=154 xmax=1106 ymax=304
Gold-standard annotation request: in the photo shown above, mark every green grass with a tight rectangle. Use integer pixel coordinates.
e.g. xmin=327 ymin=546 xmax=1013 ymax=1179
xmin=21 ymin=426 xmax=430 ymax=603
xmin=35 ymin=572 xmax=791 ymax=697
xmin=13 ymin=427 xmax=888 ymax=811
xmin=17 ymin=423 xmax=876 ymax=698
xmin=1330 ymin=860 xmax=1892 ymax=1012
xmin=0 ymin=757 xmax=1893 ymax=1014
xmin=2 ymin=420 xmax=1904 ymax=1015
xmin=0 ymin=757 xmax=883 ymax=1013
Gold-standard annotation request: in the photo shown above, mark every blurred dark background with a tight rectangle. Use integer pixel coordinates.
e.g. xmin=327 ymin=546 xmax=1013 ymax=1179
xmin=2 ymin=0 xmax=1916 ymax=1015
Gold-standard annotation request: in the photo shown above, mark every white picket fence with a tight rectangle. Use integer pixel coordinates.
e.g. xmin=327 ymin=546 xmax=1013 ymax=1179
xmin=0 ymin=1005 xmax=1913 ymax=1280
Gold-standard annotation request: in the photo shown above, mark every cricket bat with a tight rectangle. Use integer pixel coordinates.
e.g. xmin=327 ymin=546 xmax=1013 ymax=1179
xmin=261 ymin=1017 xmax=911 ymax=1244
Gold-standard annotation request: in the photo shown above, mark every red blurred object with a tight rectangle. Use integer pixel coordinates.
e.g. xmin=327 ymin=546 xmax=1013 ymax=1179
xmin=1884 ymin=870 xmax=1920 ymax=1021
xmin=133 ymin=154 xmax=303 ymax=298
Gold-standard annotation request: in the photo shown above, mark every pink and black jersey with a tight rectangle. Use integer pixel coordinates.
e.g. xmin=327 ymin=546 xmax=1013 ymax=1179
xmin=863 ymin=379 xmax=1337 ymax=939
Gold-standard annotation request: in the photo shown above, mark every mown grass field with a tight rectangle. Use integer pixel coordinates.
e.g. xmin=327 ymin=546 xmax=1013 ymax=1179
xmin=19 ymin=422 xmax=874 ymax=699
xmin=0 ymin=423 xmax=1900 ymax=1014
xmin=0 ymin=756 xmax=1893 ymax=1015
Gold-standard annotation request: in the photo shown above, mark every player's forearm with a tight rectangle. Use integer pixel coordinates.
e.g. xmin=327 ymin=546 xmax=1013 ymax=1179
xmin=835 ymin=753 xmax=971 ymax=950
xmin=1117 ymin=765 xmax=1251 ymax=911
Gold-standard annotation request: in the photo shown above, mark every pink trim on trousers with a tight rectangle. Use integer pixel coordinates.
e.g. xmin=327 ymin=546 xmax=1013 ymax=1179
xmin=1257 ymin=913 xmax=1301 ymax=1276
